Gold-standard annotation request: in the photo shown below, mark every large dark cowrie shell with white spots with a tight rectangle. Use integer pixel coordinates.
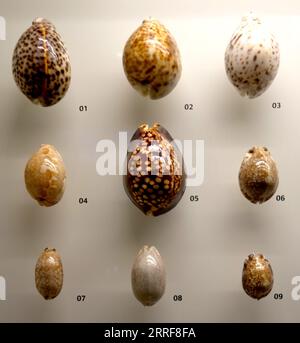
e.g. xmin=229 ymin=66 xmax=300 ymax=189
xmin=12 ymin=18 xmax=71 ymax=106
xmin=124 ymin=123 xmax=186 ymax=216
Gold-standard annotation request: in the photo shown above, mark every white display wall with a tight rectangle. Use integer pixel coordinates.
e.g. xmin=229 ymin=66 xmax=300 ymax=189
xmin=0 ymin=0 xmax=300 ymax=322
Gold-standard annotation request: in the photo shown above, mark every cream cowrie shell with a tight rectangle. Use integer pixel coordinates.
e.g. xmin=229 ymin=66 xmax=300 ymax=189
xmin=131 ymin=246 xmax=166 ymax=306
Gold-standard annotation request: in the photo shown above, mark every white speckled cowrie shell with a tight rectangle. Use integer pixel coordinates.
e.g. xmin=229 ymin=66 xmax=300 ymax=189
xmin=225 ymin=13 xmax=280 ymax=98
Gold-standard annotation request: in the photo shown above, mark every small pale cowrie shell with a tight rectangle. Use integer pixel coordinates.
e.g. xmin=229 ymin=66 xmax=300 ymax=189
xmin=124 ymin=123 xmax=186 ymax=216
xmin=239 ymin=146 xmax=278 ymax=204
xmin=12 ymin=18 xmax=71 ymax=106
xmin=242 ymin=253 xmax=273 ymax=300
xmin=131 ymin=245 xmax=166 ymax=306
xmin=123 ymin=19 xmax=181 ymax=99
xmin=24 ymin=144 xmax=66 ymax=207
xmin=35 ymin=248 xmax=63 ymax=300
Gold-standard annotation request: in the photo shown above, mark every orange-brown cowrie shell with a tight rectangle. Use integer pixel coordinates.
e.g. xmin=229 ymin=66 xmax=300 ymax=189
xmin=124 ymin=123 xmax=186 ymax=216
xmin=242 ymin=253 xmax=273 ymax=300
xmin=24 ymin=144 xmax=66 ymax=207
xmin=123 ymin=19 xmax=181 ymax=99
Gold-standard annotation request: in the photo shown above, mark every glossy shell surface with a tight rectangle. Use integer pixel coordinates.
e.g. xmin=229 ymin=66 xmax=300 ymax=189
xmin=25 ymin=144 xmax=66 ymax=207
xmin=239 ymin=146 xmax=278 ymax=204
xmin=124 ymin=123 xmax=186 ymax=216
xmin=35 ymin=248 xmax=63 ymax=300
xmin=123 ymin=19 xmax=181 ymax=99
xmin=132 ymin=245 xmax=166 ymax=306
xmin=242 ymin=253 xmax=273 ymax=300
xmin=12 ymin=18 xmax=71 ymax=106
xmin=225 ymin=13 xmax=280 ymax=98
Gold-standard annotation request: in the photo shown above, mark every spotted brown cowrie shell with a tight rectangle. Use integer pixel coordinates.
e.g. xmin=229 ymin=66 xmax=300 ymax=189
xmin=242 ymin=253 xmax=273 ymax=300
xmin=225 ymin=13 xmax=280 ymax=98
xmin=124 ymin=123 xmax=186 ymax=216
xmin=123 ymin=19 xmax=181 ymax=99
xmin=239 ymin=146 xmax=278 ymax=204
xmin=24 ymin=144 xmax=66 ymax=207
xmin=12 ymin=18 xmax=71 ymax=106
xmin=132 ymin=245 xmax=166 ymax=306
xmin=35 ymin=248 xmax=63 ymax=300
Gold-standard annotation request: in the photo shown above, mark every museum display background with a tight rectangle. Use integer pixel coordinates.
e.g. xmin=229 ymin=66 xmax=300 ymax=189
xmin=0 ymin=0 xmax=299 ymax=322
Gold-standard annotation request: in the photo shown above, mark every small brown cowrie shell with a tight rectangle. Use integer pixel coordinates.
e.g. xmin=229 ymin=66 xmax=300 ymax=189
xmin=123 ymin=19 xmax=181 ymax=99
xmin=12 ymin=18 xmax=71 ymax=106
xmin=35 ymin=248 xmax=63 ymax=300
xmin=131 ymin=245 xmax=166 ymax=306
xmin=24 ymin=144 xmax=66 ymax=207
xmin=239 ymin=146 xmax=278 ymax=204
xmin=124 ymin=123 xmax=186 ymax=216
xmin=242 ymin=253 xmax=273 ymax=300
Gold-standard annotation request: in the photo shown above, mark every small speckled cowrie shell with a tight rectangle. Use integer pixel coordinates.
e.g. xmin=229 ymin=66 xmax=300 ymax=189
xmin=12 ymin=18 xmax=71 ymax=106
xmin=124 ymin=123 xmax=186 ymax=216
xmin=24 ymin=144 xmax=66 ymax=207
xmin=132 ymin=245 xmax=166 ymax=306
xmin=242 ymin=253 xmax=273 ymax=300
xmin=123 ymin=19 xmax=181 ymax=99
xmin=35 ymin=248 xmax=63 ymax=300
xmin=225 ymin=13 xmax=280 ymax=98
xmin=239 ymin=146 xmax=278 ymax=204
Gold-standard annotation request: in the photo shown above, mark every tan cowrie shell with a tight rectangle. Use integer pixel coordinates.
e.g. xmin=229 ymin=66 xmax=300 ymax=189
xmin=242 ymin=253 xmax=273 ymax=300
xmin=35 ymin=248 xmax=63 ymax=300
xmin=123 ymin=19 xmax=181 ymax=99
xmin=239 ymin=146 xmax=278 ymax=204
xmin=24 ymin=144 xmax=66 ymax=207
